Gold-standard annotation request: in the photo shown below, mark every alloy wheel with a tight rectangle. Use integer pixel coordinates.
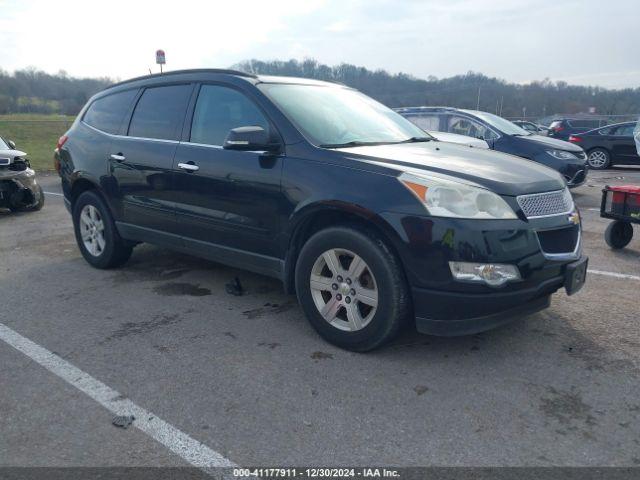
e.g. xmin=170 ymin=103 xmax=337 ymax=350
xmin=309 ymin=248 xmax=378 ymax=332
xmin=588 ymin=150 xmax=608 ymax=168
xmin=79 ymin=205 xmax=106 ymax=257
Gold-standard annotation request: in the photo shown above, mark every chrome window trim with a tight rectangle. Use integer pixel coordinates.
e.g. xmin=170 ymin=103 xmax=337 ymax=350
xmin=82 ymin=121 xmax=179 ymax=144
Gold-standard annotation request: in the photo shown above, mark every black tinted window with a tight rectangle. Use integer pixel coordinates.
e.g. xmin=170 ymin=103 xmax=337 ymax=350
xmin=83 ymin=90 xmax=137 ymax=134
xmin=129 ymin=85 xmax=192 ymax=140
xmin=614 ymin=125 xmax=634 ymax=136
xmin=191 ymin=85 xmax=269 ymax=146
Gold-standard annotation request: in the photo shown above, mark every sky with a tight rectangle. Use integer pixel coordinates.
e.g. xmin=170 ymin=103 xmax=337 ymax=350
xmin=0 ymin=0 xmax=638 ymax=88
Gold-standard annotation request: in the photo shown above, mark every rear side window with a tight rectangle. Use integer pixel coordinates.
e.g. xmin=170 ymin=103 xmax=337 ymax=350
xmin=406 ymin=115 xmax=441 ymax=131
xmin=190 ymin=85 xmax=269 ymax=146
xmin=128 ymin=85 xmax=192 ymax=140
xmin=83 ymin=90 xmax=137 ymax=134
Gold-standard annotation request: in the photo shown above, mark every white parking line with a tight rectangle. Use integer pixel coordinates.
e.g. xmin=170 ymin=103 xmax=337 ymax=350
xmin=0 ymin=322 xmax=235 ymax=469
xmin=44 ymin=191 xmax=63 ymax=196
xmin=588 ymin=269 xmax=640 ymax=281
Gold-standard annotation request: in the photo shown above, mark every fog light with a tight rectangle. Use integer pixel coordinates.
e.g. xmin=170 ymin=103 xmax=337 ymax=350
xmin=449 ymin=262 xmax=521 ymax=287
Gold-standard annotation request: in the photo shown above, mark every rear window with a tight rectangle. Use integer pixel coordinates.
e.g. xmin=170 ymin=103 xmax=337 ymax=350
xmin=128 ymin=85 xmax=192 ymax=140
xmin=83 ymin=90 xmax=138 ymax=134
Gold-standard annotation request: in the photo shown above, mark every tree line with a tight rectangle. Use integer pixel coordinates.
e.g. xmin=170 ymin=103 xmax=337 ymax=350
xmin=1 ymin=61 xmax=639 ymax=120
xmin=0 ymin=68 xmax=111 ymax=115
xmin=233 ymin=59 xmax=640 ymax=120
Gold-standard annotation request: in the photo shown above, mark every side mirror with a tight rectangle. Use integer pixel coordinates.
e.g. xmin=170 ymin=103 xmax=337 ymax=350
xmin=7 ymin=140 xmax=16 ymax=149
xmin=223 ymin=126 xmax=280 ymax=153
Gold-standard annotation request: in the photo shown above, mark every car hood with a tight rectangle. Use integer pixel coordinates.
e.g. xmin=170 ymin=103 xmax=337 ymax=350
xmin=0 ymin=149 xmax=27 ymax=161
xmin=514 ymin=134 xmax=583 ymax=152
xmin=337 ymin=142 xmax=565 ymax=196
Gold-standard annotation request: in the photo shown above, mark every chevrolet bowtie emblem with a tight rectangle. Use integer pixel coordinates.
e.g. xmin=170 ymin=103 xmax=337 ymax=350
xmin=568 ymin=211 xmax=580 ymax=225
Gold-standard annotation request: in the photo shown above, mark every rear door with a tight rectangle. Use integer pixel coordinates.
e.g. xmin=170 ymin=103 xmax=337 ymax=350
xmin=609 ymin=124 xmax=638 ymax=161
xmin=172 ymin=83 xmax=284 ymax=275
xmin=109 ymin=84 xmax=193 ymax=237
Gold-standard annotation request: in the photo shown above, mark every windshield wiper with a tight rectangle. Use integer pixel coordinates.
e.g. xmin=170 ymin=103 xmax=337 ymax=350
xmin=319 ymin=140 xmax=386 ymax=149
xmin=320 ymin=137 xmax=434 ymax=149
xmin=396 ymin=136 xmax=433 ymax=143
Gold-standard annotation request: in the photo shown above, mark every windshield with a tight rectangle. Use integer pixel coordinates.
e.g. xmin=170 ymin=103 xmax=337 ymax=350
xmin=0 ymin=137 xmax=8 ymax=149
xmin=464 ymin=110 xmax=531 ymax=136
xmin=258 ymin=83 xmax=431 ymax=147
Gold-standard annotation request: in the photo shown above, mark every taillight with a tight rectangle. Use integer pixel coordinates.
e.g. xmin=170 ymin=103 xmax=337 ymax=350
xmin=568 ymin=135 xmax=582 ymax=143
xmin=56 ymin=135 xmax=68 ymax=150
xmin=54 ymin=135 xmax=68 ymax=173
xmin=552 ymin=126 xmax=564 ymax=132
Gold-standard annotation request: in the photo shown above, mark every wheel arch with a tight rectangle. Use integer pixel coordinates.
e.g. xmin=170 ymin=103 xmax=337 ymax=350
xmin=282 ymin=202 xmax=407 ymax=294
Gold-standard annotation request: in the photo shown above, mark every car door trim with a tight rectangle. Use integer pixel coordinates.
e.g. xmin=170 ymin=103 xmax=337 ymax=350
xmin=115 ymin=221 xmax=284 ymax=279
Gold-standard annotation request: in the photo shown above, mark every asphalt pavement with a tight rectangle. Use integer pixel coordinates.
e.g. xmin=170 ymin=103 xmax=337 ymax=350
xmin=0 ymin=169 xmax=639 ymax=468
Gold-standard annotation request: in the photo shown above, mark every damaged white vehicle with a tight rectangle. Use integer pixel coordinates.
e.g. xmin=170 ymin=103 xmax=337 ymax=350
xmin=0 ymin=136 xmax=44 ymax=212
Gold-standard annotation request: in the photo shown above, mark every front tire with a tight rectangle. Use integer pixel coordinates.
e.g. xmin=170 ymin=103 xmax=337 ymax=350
xmin=295 ymin=225 xmax=409 ymax=351
xmin=587 ymin=148 xmax=611 ymax=169
xmin=72 ymin=190 xmax=133 ymax=268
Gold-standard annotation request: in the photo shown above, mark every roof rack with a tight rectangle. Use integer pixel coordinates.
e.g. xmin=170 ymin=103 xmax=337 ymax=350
xmin=108 ymin=68 xmax=257 ymax=89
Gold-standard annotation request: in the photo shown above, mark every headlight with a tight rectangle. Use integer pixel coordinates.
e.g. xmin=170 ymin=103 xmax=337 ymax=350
xmin=546 ymin=149 xmax=579 ymax=160
xmin=399 ymin=172 xmax=517 ymax=219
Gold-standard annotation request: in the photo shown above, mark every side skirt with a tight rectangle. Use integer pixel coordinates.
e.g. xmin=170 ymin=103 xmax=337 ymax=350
xmin=115 ymin=222 xmax=285 ymax=281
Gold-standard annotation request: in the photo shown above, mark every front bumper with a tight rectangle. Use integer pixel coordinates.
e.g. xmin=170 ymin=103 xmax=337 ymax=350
xmin=380 ymin=210 xmax=585 ymax=336
xmin=0 ymin=168 xmax=42 ymax=209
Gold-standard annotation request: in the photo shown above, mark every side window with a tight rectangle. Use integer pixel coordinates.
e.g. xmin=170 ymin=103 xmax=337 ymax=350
xmin=190 ymin=85 xmax=269 ymax=146
xmin=128 ymin=85 xmax=192 ymax=140
xmin=407 ymin=115 xmax=441 ymax=132
xmin=448 ymin=116 xmax=497 ymax=141
xmin=613 ymin=125 xmax=634 ymax=137
xmin=83 ymin=90 xmax=137 ymax=134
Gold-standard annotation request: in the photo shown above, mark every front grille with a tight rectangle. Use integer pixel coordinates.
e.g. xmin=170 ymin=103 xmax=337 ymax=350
xmin=537 ymin=225 xmax=579 ymax=254
xmin=517 ymin=188 xmax=574 ymax=218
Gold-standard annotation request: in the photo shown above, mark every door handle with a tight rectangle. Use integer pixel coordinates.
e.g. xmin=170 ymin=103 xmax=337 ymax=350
xmin=110 ymin=153 xmax=126 ymax=162
xmin=178 ymin=162 xmax=199 ymax=172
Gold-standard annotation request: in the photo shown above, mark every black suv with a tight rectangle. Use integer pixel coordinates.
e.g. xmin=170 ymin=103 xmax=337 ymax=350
xmin=56 ymin=70 xmax=588 ymax=351
xmin=397 ymin=107 xmax=588 ymax=188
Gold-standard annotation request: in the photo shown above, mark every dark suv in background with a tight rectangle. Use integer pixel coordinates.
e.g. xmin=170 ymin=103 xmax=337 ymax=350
xmin=397 ymin=107 xmax=588 ymax=188
xmin=55 ymin=70 xmax=587 ymax=351
xmin=548 ymin=118 xmax=606 ymax=141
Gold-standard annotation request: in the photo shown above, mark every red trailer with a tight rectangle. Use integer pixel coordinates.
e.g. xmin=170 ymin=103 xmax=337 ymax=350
xmin=600 ymin=185 xmax=640 ymax=249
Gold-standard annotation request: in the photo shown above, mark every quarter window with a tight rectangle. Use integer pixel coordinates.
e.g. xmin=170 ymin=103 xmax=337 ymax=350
xmin=191 ymin=85 xmax=269 ymax=146
xmin=128 ymin=85 xmax=192 ymax=140
xmin=83 ymin=90 xmax=137 ymax=134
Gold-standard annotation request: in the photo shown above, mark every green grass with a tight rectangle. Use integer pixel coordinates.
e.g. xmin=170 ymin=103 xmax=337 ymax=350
xmin=0 ymin=114 xmax=75 ymax=171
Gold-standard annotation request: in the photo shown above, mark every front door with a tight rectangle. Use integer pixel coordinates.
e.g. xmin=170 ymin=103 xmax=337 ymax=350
xmin=172 ymin=84 xmax=284 ymax=275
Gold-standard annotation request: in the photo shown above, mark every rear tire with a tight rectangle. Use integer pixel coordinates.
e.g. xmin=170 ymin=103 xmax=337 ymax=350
xmin=587 ymin=148 xmax=611 ymax=169
xmin=295 ymin=225 xmax=410 ymax=352
xmin=72 ymin=190 xmax=133 ymax=268
xmin=604 ymin=221 xmax=633 ymax=249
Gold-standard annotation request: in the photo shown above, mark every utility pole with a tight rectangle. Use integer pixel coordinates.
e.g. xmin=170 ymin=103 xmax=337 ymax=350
xmin=476 ymin=85 xmax=481 ymax=110
xmin=499 ymin=96 xmax=504 ymax=116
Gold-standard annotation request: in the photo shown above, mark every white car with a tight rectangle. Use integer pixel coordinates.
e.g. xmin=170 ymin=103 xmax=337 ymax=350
xmin=426 ymin=130 xmax=489 ymax=149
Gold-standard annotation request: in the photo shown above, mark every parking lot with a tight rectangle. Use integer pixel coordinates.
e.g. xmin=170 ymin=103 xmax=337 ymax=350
xmin=1 ymin=169 xmax=639 ymax=468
